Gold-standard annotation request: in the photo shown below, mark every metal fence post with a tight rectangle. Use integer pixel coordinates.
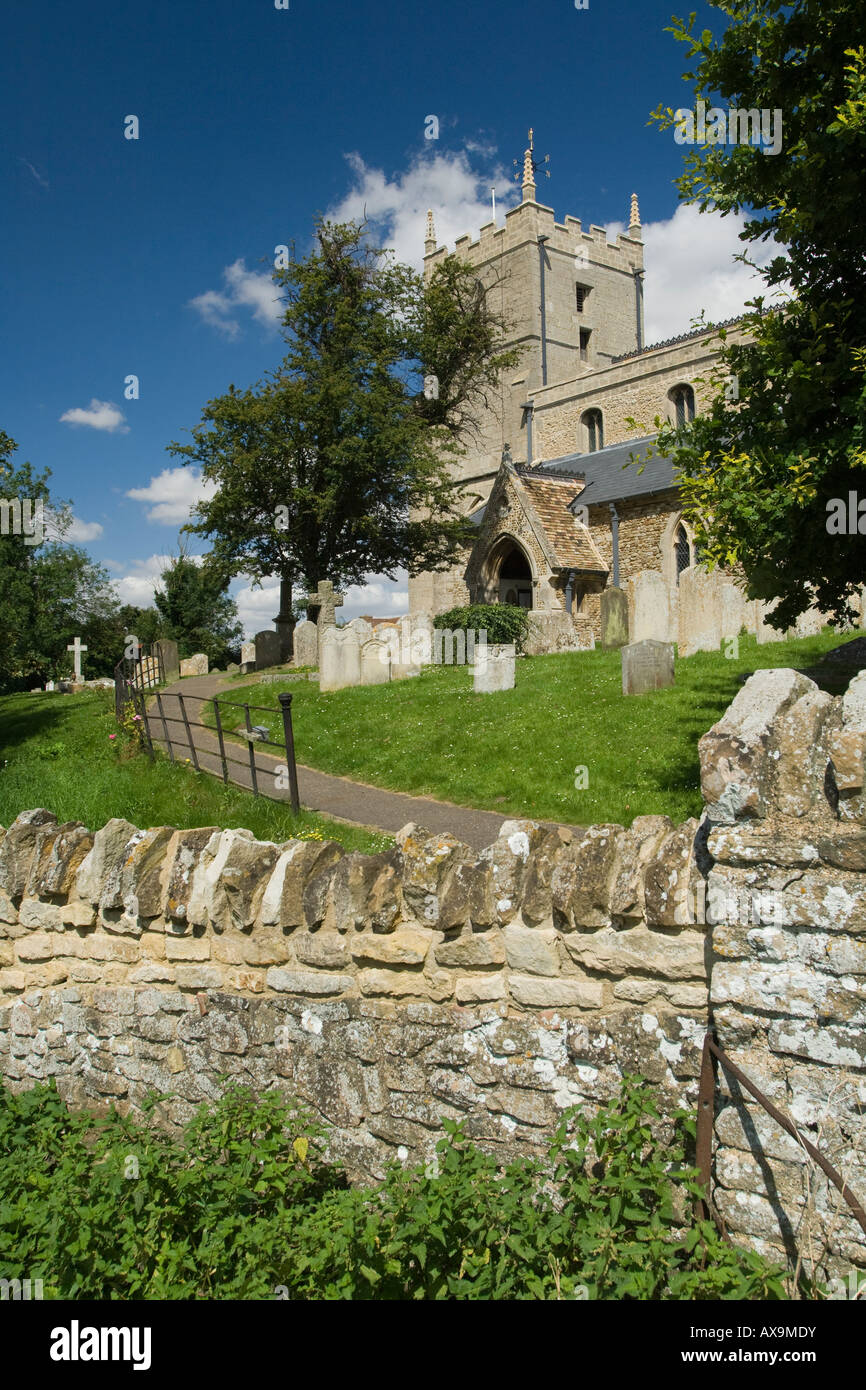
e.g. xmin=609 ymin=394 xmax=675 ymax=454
xmin=243 ymin=704 xmax=259 ymax=797
xmin=278 ymin=691 xmax=301 ymax=814
xmin=695 ymin=1032 xmax=715 ymax=1224
xmin=178 ymin=694 xmax=199 ymax=770
xmin=137 ymin=687 xmax=155 ymax=760
xmin=212 ymin=698 xmax=229 ymax=785
xmin=155 ymin=692 xmax=174 ymax=762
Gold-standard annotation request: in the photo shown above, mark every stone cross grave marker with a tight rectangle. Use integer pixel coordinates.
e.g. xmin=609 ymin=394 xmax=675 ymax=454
xmin=621 ymin=639 xmax=675 ymax=696
xmin=305 ymin=579 xmax=343 ymax=634
xmin=67 ymin=636 xmax=87 ymax=682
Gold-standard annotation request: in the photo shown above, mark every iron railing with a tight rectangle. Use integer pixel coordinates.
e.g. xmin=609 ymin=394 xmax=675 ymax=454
xmin=145 ymin=687 xmax=301 ymax=814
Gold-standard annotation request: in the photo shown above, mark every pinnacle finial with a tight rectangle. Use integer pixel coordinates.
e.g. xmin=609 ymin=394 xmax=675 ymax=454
xmin=424 ymin=208 xmax=436 ymax=254
xmin=629 ymin=192 xmax=641 ymax=229
xmin=523 ymin=146 xmax=535 ymax=190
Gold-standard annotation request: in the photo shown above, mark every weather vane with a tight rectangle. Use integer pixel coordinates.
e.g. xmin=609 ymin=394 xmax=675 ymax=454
xmin=513 ymin=127 xmax=551 ymax=182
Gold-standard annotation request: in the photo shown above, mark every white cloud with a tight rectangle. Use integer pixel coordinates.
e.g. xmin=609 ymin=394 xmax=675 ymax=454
xmin=327 ymin=150 xmax=780 ymax=343
xmin=635 ymin=203 xmax=782 ymax=344
xmin=327 ymin=148 xmax=519 ymax=271
xmin=65 ymin=517 xmax=104 ymax=542
xmin=19 ymin=157 xmax=49 ymax=190
xmin=40 ymin=510 xmax=104 ymax=544
xmin=59 ymin=399 xmax=128 ymax=433
xmin=342 ymin=573 xmax=409 ymax=623
xmin=110 ymin=553 xmax=174 ymax=608
xmin=126 ymin=467 xmax=217 ymax=525
xmin=188 ymin=258 xmax=284 ymax=338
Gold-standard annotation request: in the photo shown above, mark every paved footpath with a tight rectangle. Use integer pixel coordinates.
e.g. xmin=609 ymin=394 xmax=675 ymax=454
xmin=146 ymin=672 xmax=581 ymax=851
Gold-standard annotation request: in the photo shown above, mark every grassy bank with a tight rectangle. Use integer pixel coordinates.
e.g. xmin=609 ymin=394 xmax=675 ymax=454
xmin=207 ymin=628 xmax=857 ymax=827
xmin=0 ymin=689 xmax=392 ymax=852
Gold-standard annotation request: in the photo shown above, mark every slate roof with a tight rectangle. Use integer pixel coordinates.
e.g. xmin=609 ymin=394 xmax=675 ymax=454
xmin=518 ymin=474 xmax=608 ymax=573
xmin=529 ymin=436 xmax=678 ymax=508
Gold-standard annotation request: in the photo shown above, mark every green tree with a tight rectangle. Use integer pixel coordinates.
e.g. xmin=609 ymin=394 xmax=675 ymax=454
xmin=154 ymin=550 xmax=242 ymax=664
xmin=170 ymin=218 xmax=520 ymax=636
xmin=80 ymin=604 xmax=163 ymax=679
xmin=646 ymin=1 xmax=866 ymax=629
xmin=0 ymin=432 xmax=121 ymax=688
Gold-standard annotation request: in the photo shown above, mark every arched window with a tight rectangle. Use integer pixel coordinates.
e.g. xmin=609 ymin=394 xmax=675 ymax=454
xmin=675 ymin=524 xmax=692 ymax=584
xmin=669 ymin=384 xmax=696 ymax=428
xmin=581 ymin=409 xmax=604 ymax=453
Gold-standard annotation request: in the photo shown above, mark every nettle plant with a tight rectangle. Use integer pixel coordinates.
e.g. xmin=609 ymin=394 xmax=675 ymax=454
xmin=0 ymin=1076 xmax=789 ymax=1300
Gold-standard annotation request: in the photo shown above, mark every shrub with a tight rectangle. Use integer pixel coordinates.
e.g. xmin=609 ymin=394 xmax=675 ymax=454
xmin=433 ymin=603 xmax=530 ymax=654
xmin=0 ymin=1076 xmax=789 ymax=1300
xmin=282 ymin=1076 xmax=788 ymax=1300
xmin=0 ymin=1081 xmax=341 ymax=1300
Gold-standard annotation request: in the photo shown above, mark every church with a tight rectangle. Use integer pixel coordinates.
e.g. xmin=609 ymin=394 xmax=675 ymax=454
xmin=409 ymin=133 xmax=749 ymax=653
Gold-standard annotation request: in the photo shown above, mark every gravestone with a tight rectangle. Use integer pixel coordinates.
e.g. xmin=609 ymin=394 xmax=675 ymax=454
xmin=319 ymin=627 xmax=361 ymax=692
xmin=360 ymin=637 xmax=390 ymax=686
xmin=719 ymin=581 xmax=748 ymax=641
xmin=405 ymin=613 xmax=433 ymax=666
xmin=45 ymin=680 xmax=55 ymax=692
xmin=790 ymin=605 xmax=824 ymax=638
xmin=180 ymin=654 xmax=208 ymax=677
xmin=226 ymin=663 xmax=240 ymax=675
xmin=241 ymin=641 xmax=256 ymax=665
xmin=628 ymin=571 xmax=671 ymax=644
xmin=473 ymin=643 xmax=515 ymax=694
xmin=756 ymin=600 xmax=785 ymax=646
xmin=678 ymin=566 xmax=722 ymax=657
xmin=377 ymin=625 xmax=401 ymax=664
xmin=622 ymin=640 xmax=675 ymax=695
xmin=154 ymin=638 xmax=180 ymax=682
xmin=347 ymin=618 xmax=374 ymax=645
xmin=600 ymin=587 xmax=629 ymax=650
xmin=292 ymin=619 xmax=318 ymax=668
xmin=254 ymin=630 xmax=282 ymax=670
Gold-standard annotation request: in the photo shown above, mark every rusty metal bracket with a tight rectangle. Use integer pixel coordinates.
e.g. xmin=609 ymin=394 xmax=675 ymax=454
xmin=695 ymin=1030 xmax=866 ymax=1239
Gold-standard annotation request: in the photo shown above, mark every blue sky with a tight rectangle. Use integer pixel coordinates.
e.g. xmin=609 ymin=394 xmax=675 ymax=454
xmin=1 ymin=0 xmax=766 ymax=635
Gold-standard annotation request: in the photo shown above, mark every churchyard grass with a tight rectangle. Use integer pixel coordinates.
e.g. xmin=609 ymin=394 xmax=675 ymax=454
xmin=0 ymin=689 xmax=392 ymax=853
xmin=208 ymin=628 xmax=855 ymax=828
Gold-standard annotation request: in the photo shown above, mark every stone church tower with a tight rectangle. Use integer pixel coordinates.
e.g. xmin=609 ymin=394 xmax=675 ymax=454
xmin=409 ymin=133 xmax=646 ymax=616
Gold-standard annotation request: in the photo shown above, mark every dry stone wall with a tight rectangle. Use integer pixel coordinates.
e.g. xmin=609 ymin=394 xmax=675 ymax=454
xmin=2 ymin=665 xmax=866 ymax=1275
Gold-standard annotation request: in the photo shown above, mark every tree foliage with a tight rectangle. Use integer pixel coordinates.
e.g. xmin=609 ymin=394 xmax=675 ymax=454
xmin=171 ymin=219 xmax=520 ymax=605
xmin=0 ymin=432 xmax=124 ymax=688
xmin=646 ymin=1 xmax=866 ymax=628
xmin=153 ymin=550 xmax=242 ymax=663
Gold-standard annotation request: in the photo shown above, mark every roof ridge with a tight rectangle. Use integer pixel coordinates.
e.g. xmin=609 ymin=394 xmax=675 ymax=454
xmin=611 ymin=316 xmax=742 ymax=363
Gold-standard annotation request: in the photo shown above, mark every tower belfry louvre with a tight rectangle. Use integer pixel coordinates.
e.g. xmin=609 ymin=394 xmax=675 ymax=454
xmin=411 ymin=135 xmax=745 ymax=649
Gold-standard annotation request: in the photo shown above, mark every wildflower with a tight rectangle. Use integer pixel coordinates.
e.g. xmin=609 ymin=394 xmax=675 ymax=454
xmin=109 ymin=734 xmax=116 ymax=741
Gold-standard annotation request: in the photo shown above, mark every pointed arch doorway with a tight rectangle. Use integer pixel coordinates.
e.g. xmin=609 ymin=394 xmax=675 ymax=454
xmin=495 ymin=538 xmax=533 ymax=608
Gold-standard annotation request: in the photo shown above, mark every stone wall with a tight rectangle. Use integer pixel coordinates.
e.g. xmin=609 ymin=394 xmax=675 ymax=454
xmin=702 ymin=668 xmax=866 ymax=1274
xmin=3 ymin=665 xmax=866 ymax=1275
